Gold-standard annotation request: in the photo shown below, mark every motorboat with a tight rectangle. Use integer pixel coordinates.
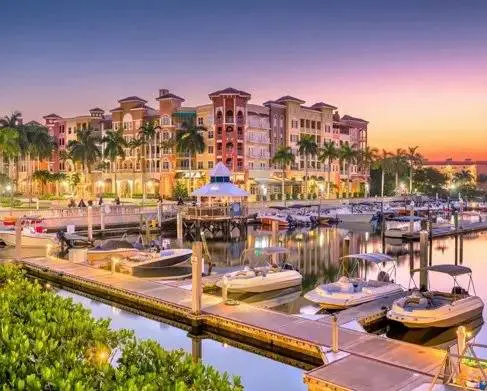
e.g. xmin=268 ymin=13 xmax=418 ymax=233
xmin=387 ymin=265 xmax=484 ymax=328
xmin=0 ymin=218 xmax=59 ymax=248
xmin=87 ymin=239 xmax=140 ymax=263
xmin=384 ymin=216 xmax=423 ymax=238
xmin=304 ymin=253 xmax=404 ymax=309
xmin=257 ymin=212 xmax=290 ymax=228
xmin=120 ymin=248 xmax=193 ymax=270
xmin=216 ymin=247 xmax=302 ymax=293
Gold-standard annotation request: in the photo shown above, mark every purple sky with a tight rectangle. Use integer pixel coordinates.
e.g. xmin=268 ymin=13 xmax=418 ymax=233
xmin=2 ymin=0 xmax=486 ymax=159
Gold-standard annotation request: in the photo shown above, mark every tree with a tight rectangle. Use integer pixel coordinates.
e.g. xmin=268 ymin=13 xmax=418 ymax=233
xmin=69 ymin=172 xmax=81 ymax=193
xmin=0 ymin=127 xmax=20 ymax=177
xmin=67 ymin=128 xmax=102 ymax=197
xmin=0 ymin=111 xmax=23 ymax=190
xmin=103 ymin=129 xmax=128 ymax=197
xmin=405 ymin=146 xmax=423 ymax=193
xmin=453 ymin=169 xmax=475 ymax=186
xmin=129 ymin=121 xmax=160 ymax=205
xmin=297 ymin=134 xmax=318 ymax=199
xmin=175 ymin=124 xmax=206 ymax=194
xmin=272 ymin=146 xmax=294 ymax=205
xmin=32 ymin=170 xmax=52 ymax=194
xmin=319 ymin=141 xmax=339 ymax=199
xmin=171 ymin=180 xmax=189 ymax=200
xmin=338 ymin=143 xmax=358 ymax=198
xmin=357 ymin=146 xmax=378 ymax=197
xmin=413 ymin=167 xmax=448 ymax=196
xmin=373 ymin=149 xmax=392 ymax=197
xmin=390 ymin=148 xmax=407 ymax=190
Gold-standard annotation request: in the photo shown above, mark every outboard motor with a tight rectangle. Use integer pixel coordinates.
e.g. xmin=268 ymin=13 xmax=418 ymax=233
xmin=286 ymin=215 xmax=295 ymax=227
xmin=56 ymin=231 xmax=73 ymax=249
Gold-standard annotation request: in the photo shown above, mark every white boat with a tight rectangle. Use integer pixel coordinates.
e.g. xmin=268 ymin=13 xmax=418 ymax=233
xmin=384 ymin=216 xmax=423 ymax=238
xmin=336 ymin=212 xmax=376 ymax=224
xmin=0 ymin=227 xmax=59 ymax=248
xmin=87 ymin=239 xmax=140 ymax=263
xmin=387 ymin=265 xmax=484 ymax=328
xmin=304 ymin=253 xmax=404 ymax=309
xmin=257 ymin=212 xmax=289 ymax=227
xmin=121 ymin=248 xmax=193 ymax=270
xmin=216 ymin=247 xmax=302 ymax=293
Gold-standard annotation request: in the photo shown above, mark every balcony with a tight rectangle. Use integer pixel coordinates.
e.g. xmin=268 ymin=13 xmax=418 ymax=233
xmin=225 ymin=116 xmax=234 ymax=123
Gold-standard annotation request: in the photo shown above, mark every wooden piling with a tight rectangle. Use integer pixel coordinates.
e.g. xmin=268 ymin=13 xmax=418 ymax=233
xmin=15 ymin=218 xmax=22 ymax=260
xmin=87 ymin=206 xmax=93 ymax=241
xmin=419 ymin=230 xmax=428 ymax=289
xmin=177 ymin=211 xmax=183 ymax=246
xmin=191 ymin=242 xmax=203 ymax=315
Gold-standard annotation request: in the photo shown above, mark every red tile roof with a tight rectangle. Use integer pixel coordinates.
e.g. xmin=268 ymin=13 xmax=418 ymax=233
xmin=263 ymin=100 xmax=285 ymax=107
xmin=118 ymin=96 xmax=147 ymax=103
xmin=342 ymin=114 xmax=368 ymax=123
xmin=89 ymin=107 xmax=104 ymax=112
xmin=311 ymin=102 xmax=337 ymax=110
xmin=109 ymin=107 xmax=122 ymax=112
xmin=156 ymin=92 xmax=185 ymax=101
xmin=208 ymin=87 xmax=251 ymax=98
xmin=275 ymin=95 xmax=305 ymax=104
xmin=43 ymin=113 xmax=61 ymax=119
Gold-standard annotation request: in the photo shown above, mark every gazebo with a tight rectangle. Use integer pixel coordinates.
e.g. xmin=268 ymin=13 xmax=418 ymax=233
xmin=191 ymin=162 xmax=249 ymax=205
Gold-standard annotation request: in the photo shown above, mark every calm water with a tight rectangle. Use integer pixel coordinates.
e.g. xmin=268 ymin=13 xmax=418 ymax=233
xmin=57 ymin=289 xmax=306 ymax=391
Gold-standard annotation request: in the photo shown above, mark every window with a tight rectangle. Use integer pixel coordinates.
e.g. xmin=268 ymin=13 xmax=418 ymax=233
xmin=68 ymin=127 xmax=72 ymax=134
xmin=280 ymin=116 xmax=284 ymax=127
xmin=208 ymin=146 xmax=214 ymax=154
xmin=306 ymin=119 xmax=310 ymax=128
xmin=208 ymin=130 xmax=214 ymax=138
xmin=217 ymin=127 xmax=222 ymax=135
xmin=197 ymin=161 xmax=203 ymax=169
xmin=162 ymin=161 xmax=169 ymax=170
xmin=208 ymin=161 xmax=214 ymax=169
xmin=317 ymin=136 xmax=321 ymax=144
xmin=300 ymin=119 xmax=305 ymax=128
xmin=317 ymin=121 xmax=321 ymax=130
xmin=161 ymin=115 xmax=171 ymax=126
xmin=273 ymin=115 xmax=277 ymax=127
xmin=197 ymin=117 xmax=203 ymax=125
xmin=311 ymin=120 xmax=316 ymax=129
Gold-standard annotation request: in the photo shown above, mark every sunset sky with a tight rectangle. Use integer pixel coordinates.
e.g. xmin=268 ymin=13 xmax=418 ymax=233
xmin=1 ymin=0 xmax=486 ymax=160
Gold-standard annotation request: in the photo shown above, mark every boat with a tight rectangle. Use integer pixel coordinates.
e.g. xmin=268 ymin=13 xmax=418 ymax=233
xmin=87 ymin=239 xmax=140 ymax=263
xmin=216 ymin=247 xmax=302 ymax=293
xmin=257 ymin=212 xmax=290 ymax=228
xmin=0 ymin=218 xmax=59 ymax=248
xmin=384 ymin=216 xmax=423 ymax=238
xmin=387 ymin=265 xmax=484 ymax=328
xmin=304 ymin=253 xmax=404 ymax=309
xmin=120 ymin=248 xmax=193 ymax=270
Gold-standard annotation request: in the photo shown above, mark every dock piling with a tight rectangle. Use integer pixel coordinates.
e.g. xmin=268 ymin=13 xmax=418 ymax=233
xmin=191 ymin=241 xmax=203 ymax=315
xmin=87 ymin=206 xmax=93 ymax=241
xmin=222 ymin=276 xmax=228 ymax=303
xmin=100 ymin=206 xmax=105 ymax=232
xmin=177 ymin=211 xmax=183 ymax=246
xmin=15 ymin=218 xmax=22 ymax=260
xmin=157 ymin=202 xmax=162 ymax=228
xmin=331 ymin=315 xmax=339 ymax=353
xmin=419 ymin=230 xmax=428 ymax=289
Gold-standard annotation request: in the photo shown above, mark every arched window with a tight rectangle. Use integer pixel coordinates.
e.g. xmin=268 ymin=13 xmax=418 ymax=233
xmin=216 ymin=111 xmax=223 ymax=119
xmin=161 ymin=115 xmax=171 ymax=126
xmin=226 ymin=126 xmax=233 ymax=133
xmin=226 ymin=110 xmax=233 ymax=117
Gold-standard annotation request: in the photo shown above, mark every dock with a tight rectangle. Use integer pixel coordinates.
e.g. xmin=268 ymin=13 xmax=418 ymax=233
xmin=15 ymin=256 xmax=450 ymax=391
xmin=400 ymin=220 xmax=487 ymax=241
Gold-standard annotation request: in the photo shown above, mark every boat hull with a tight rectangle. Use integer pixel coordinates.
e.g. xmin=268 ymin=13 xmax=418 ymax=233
xmin=0 ymin=230 xmax=59 ymax=248
xmin=87 ymin=248 xmax=139 ymax=262
xmin=304 ymin=283 xmax=404 ymax=309
xmin=217 ymin=270 xmax=302 ymax=293
xmin=387 ymin=296 xmax=484 ymax=328
xmin=259 ymin=217 xmax=289 ymax=227
xmin=336 ymin=213 xmax=375 ymax=224
xmin=129 ymin=251 xmax=192 ymax=269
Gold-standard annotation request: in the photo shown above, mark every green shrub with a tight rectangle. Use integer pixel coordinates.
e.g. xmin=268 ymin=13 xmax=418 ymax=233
xmin=131 ymin=193 xmax=158 ymax=199
xmin=171 ymin=181 xmax=189 ymax=200
xmin=38 ymin=194 xmax=64 ymax=200
xmin=102 ymin=192 xmax=117 ymax=198
xmin=0 ymin=196 xmax=22 ymax=208
xmin=0 ymin=264 xmax=242 ymax=390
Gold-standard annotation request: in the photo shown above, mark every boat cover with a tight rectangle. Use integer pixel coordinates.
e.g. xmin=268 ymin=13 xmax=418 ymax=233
xmin=340 ymin=253 xmax=395 ymax=264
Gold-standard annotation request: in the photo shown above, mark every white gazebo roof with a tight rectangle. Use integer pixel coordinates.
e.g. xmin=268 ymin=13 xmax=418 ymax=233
xmin=192 ymin=182 xmax=249 ymax=197
xmin=191 ymin=162 xmax=249 ymax=198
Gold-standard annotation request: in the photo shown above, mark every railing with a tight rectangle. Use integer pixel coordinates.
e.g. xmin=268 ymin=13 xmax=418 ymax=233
xmin=183 ymin=204 xmax=248 ymax=219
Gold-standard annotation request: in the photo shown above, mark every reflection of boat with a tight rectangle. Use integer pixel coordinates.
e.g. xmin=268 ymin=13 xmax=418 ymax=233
xmin=0 ymin=218 xmax=58 ymax=248
xmin=216 ymin=247 xmax=302 ymax=293
xmin=87 ymin=239 xmax=139 ymax=262
xmin=304 ymin=253 xmax=404 ymax=309
xmin=386 ymin=315 xmax=483 ymax=349
xmin=387 ymin=265 xmax=484 ymax=328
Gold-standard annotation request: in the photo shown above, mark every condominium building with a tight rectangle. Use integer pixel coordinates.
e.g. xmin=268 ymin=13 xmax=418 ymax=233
xmin=16 ymin=86 xmax=369 ymax=200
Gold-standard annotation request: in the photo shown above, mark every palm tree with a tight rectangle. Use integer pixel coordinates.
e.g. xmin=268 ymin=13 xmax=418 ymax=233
xmin=0 ymin=111 xmax=22 ymax=128
xmin=102 ymin=129 xmax=128 ymax=197
xmin=32 ymin=170 xmax=51 ymax=194
xmin=373 ymin=149 xmax=392 ymax=197
xmin=318 ymin=141 xmax=338 ymax=199
xmin=0 ymin=128 xmax=20 ymax=177
xmin=405 ymin=146 xmax=423 ymax=194
xmin=390 ymin=148 xmax=407 ymax=190
xmin=67 ymin=128 xmax=102 ymax=197
xmin=338 ymin=143 xmax=358 ymax=198
xmin=129 ymin=121 xmax=160 ymax=205
xmin=453 ymin=169 xmax=474 ymax=185
xmin=272 ymin=146 xmax=294 ymax=206
xmin=50 ymin=172 xmax=66 ymax=196
xmin=175 ymin=124 xmax=206 ymax=194
xmin=357 ymin=146 xmax=378 ymax=197
xmin=297 ymin=135 xmax=318 ymax=199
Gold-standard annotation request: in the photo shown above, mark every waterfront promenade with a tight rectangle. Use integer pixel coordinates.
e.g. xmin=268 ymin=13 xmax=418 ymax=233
xmin=17 ymin=255 xmax=447 ymax=391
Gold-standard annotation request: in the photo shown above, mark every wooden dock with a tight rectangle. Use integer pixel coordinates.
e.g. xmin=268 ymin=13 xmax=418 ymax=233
xmin=17 ymin=256 xmax=448 ymax=391
xmin=401 ymin=221 xmax=487 ymax=241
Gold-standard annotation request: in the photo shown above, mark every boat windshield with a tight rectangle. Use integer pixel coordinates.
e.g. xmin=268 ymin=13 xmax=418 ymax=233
xmin=409 ymin=265 xmax=476 ymax=295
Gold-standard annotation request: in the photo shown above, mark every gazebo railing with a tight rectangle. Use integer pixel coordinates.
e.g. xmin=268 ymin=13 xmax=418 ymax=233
xmin=184 ymin=204 xmax=248 ymax=219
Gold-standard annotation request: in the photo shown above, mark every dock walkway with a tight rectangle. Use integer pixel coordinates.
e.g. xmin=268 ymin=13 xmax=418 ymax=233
xmin=402 ymin=221 xmax=487 ymax=241
xmin=19 ymin=256 xmax=447 ymax=391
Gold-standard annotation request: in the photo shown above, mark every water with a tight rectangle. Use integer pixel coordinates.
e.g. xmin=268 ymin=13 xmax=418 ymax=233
xmin=57 ymin=289 xmax=307 ymax=391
